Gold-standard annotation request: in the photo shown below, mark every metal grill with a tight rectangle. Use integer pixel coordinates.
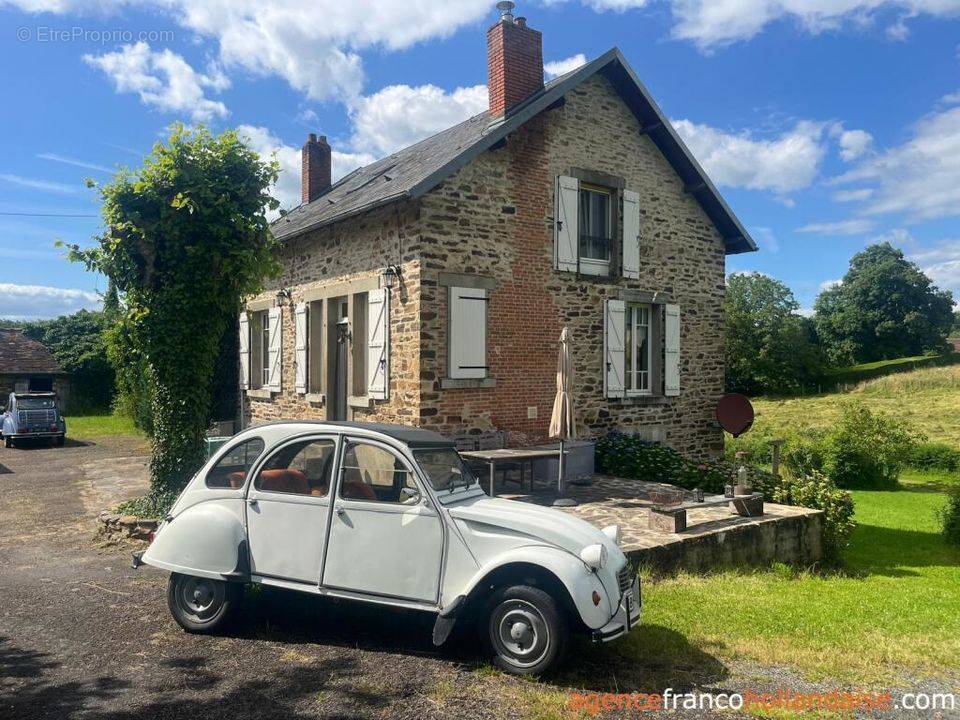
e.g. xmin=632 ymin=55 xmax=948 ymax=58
xmin=617 ymin=562 xmax=634 ymax=594
xmin=20 ymin=409 xmax=56 ymax=428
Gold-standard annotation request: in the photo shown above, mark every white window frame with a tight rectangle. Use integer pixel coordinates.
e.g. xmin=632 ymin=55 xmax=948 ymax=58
xmin=625 ymin=303 xmax=652 ymax=397
xmin=260 ymin=310 xmax=271 ymax=387
xmin=577 ymin=183 xmax=613 ymax=276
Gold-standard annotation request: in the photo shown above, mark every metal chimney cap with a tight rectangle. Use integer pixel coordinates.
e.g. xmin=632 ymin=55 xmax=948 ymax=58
xmin=496 ymin=1 xmax=516 ymax=21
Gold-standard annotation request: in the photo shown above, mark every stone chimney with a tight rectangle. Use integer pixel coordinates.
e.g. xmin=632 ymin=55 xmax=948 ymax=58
xmin=487 ymin=1 xmax=543 ymax=119
xmin=302 ymin=133 xmax=331 ymax=204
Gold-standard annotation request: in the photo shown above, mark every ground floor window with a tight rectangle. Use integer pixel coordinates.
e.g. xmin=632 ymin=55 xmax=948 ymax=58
xmin=625 ymin=303 xmax=651 ymax=394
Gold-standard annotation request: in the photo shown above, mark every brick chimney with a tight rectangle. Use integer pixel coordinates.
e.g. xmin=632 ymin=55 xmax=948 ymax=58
xmin=302 ymin=133 xmax=331 ymax=204
xmin=487 ymin=1 xmax=543 ymax=118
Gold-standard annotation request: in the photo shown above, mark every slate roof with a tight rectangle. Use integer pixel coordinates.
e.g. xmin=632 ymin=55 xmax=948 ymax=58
xmin=0 ymin=329 xmax=64 ymax=375
xmin=272 ymin=47 xmax=757 ymax=255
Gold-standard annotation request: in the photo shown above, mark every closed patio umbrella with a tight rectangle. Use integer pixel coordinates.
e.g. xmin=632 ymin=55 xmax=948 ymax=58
xmin=549 ymin=327 xmax=577 ymax=507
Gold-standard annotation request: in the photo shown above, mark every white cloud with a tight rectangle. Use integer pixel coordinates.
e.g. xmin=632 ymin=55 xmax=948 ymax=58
xmin=796 ymin=219 xmax=876 ymax=235
xmin=349 ymin=83 xmax=487 ymax=157
xmin=37 ymin=153 xmax=114 ymax=174
xmin=870 ymin=227 xmax=916 ymax=246
xmin=908 ymin=239 xmax=960 ymax=302
xmin=673 ymin=119 xmax=827 ymax=193
xmin=832 ymin=187 xmax=874 ymax=202
xmin=582 ymin=0 xmax=652 ymax=9
xmin=0 ymin=283 xmax=101 ymax=320
xmin=797 ymin=306 xmax=815 ymax=318
xmin=667 ymin=1 xmax=960 ymax=49
xmin=942 ymin=90 xmax=960 ymax=105
xmin=835 ymin=128 xmax=874 ymax=161
xmin=544 ymin=53 xmax=588 ymax=79
xmin=818 ymin=278 xmax=842 ymax=292
xmin=83 ymin=42 xmax=229 ymax=121
xmin=0 ymin=173 xmax=79 ymax=194
xmin=236 ymin=125 xmax=373 ymax=213
xmin=833 ymin=106 xmax=960 ymax=221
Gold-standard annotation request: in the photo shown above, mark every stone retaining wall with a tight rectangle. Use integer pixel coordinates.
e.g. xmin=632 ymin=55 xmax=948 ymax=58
xmin=97 ymin=512 xmax=157 ymax=545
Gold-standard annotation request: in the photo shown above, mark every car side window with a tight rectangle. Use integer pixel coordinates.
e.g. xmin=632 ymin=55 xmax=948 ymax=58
xmin=255 ymin=438 xmax=336 ymax=497
xmin=205 ymin=438 xmax=265 ymax=489
xmin=339 ymin=442 xmax=420 ymax=504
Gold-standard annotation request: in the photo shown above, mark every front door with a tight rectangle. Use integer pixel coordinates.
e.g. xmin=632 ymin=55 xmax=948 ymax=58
xmin=322 ymin=438 xmax=444 ymax=602
xmin=246 ymin=435 xmax=338 ymax=583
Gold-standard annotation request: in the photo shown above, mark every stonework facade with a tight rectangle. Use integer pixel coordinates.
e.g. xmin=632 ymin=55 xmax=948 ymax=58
xmin=246 ymin=74 xmax=728 ymax=459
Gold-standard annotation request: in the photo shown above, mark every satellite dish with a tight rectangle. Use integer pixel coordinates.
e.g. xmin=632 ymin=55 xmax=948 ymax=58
xmin=716 ymin=393 xmax=754 ymax=438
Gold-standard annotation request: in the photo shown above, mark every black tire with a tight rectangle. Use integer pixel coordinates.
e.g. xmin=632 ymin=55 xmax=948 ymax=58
xmin=55 ymin=435 xmax=65 ymax=447
xmin=167 ymin=572 xmax=240 ymax=633
xmin=4 ymin=436 xmax=12 ymax=449
xmin=482 ymin=584 xmax=568 ymax=676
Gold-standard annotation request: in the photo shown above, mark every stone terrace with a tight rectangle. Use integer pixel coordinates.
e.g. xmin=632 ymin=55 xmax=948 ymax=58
xmin=502 ymin=476 xmax=823 ymax=573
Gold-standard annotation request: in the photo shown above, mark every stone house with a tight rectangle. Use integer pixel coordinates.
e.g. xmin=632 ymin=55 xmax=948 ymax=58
xmin=241 ymin=5 xmax=756 ymax=458
xmin=0 ymin=329 xmax=70 ymax=409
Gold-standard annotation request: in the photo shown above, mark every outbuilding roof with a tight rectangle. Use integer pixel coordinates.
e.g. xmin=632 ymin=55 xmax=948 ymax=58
xmin=0 ymin=329 xmax=64 ymax=375
xmin=272 ymin=47 xmax=756 ymax=255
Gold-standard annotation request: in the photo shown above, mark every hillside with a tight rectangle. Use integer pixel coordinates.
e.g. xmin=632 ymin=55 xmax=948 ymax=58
xmin=746 ymin=363 xmax=960 ymax=448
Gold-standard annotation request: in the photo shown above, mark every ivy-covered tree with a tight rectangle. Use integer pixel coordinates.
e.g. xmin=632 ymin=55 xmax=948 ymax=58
xmin=66 ymin=125 xmax=279 ymax=498
xmin=814 ymin=243 xmax=955 ymax=365
xmin=725 ymin=272 xmax=823 ymax=395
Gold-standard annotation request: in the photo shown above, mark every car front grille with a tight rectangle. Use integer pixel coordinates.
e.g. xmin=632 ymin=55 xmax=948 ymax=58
xmin=617 ymin=562 xmax=634 ymax=594
xmin=20 ymin=409 xmax=56 ymax=429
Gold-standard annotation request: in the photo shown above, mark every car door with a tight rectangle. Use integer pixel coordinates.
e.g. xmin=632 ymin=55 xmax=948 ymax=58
xmin=246 ymin=434 xmax=338 ymax=584
xmin=321 ymin=437 xmax=444 ymax=603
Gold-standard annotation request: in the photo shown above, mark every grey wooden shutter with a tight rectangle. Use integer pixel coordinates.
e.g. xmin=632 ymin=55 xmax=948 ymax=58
xmin=622 ymin=189 xmax=640 ymax=279
xmin=555 ymin=175 xmax=579 ymax=272
xmin=604 ymin=299 xmax=626 ymax=399
xmin=664 ymin=303 xmax=680 ymax=396
xmin=238 ymin=312 xmax=250 ymax=390
xmin=367 ymin=289 xmax=390 ymax=400
xmin=449 ymin=286 xmax=488 ymax=379
xmin=267 ymin=306 xmax=282 ymax=392
xmin=294 ymin=301 xmax=308 ymax=394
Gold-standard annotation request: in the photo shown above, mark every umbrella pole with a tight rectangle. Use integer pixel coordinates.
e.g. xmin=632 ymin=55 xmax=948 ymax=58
xmin=552 ymin=437 xmax=577 ymax=507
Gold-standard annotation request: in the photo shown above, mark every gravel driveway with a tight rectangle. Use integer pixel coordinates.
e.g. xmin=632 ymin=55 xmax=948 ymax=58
xmin=1 ymin=436 xmax=953 ymax=720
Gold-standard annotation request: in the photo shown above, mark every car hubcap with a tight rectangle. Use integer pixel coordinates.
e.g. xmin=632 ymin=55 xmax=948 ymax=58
xmin=492 ymin=600 xmax=549 ymax=668
xmin=179 ymin=577 xmax=223 ymax=621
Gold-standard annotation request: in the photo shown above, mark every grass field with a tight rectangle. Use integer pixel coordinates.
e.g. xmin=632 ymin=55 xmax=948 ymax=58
xmin=618 ymin=484 xmax=960 ymax=683
xmin=65 ymin=413 xmax=140 ymax=439
xmin=750 ymin=364 xmax=960 ymax=448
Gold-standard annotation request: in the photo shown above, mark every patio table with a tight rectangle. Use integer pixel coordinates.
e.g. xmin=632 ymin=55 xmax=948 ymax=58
xmin=460 ymin=448 xmax=567 ymax=498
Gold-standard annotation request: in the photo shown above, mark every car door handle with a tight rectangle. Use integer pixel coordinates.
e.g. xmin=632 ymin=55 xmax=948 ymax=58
xmin=335 ymin=505 xmax=345 ymax=517
xmin=247 ymin=498 xmax=258 ymax=507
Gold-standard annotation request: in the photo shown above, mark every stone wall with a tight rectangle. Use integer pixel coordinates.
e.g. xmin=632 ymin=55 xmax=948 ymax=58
xmin=244 ymin=201 xmax=423 ymax=427
xmin=0 ymin=375 xmax=70 ymax=412
xmin=418 ymin=74 xmax=728 ymax=457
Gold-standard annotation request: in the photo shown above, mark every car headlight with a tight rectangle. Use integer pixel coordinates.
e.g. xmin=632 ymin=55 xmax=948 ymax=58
xmin=580 ymin=543 xmax=607 ymax=570
xmin=601 ymin=524 xmax=621 ymax=546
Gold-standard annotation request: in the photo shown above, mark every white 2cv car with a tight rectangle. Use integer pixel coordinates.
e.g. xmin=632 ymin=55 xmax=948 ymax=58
xmin=137 ymin=421 xmax=641 ymax=674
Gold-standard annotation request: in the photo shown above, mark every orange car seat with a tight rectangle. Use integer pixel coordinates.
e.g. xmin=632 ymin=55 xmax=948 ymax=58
xmin=257 ymin=468 xmax=309 ymax=494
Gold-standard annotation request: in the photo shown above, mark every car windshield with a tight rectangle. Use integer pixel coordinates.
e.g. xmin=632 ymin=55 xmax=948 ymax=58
xmin=18 ymin=397 xmax=55 ymax=410
xmin=414 ymin=448 xmax=477 ymax=492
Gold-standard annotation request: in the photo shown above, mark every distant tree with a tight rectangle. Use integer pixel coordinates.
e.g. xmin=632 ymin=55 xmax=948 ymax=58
xmin=725 ymin=272 xmax=823 ymax=395
xmin=65 ymin=124 xmax=279 ymax=499
xmin=814 ymin=243 xmax=955 ymax=365
xmin=22 ymin=310 xmax=114 ymax=411
xmin=953 ymin=310 xmax=960 ymax=335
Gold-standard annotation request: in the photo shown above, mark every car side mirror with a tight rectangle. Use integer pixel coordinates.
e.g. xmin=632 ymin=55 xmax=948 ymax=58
xmin=399 ymin=486 xmax=420 ymax=503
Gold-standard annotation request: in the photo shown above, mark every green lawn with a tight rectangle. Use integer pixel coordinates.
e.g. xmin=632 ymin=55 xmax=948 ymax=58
xmin=66 ymin=413 xmax=141 ymax=439
xmin=616 ymin=486 xmax=960 ymax=683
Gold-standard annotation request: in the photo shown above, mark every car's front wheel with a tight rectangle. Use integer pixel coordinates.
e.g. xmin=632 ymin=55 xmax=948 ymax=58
xmin=483 ymin=584 xmax=568 ymax=676
xmin=167 ymin=572 xmax=240 ymax=633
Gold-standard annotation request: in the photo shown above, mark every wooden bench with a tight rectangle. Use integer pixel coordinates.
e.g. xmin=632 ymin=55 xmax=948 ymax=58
xmin=648 ymin=492 xmax=765 ymax=534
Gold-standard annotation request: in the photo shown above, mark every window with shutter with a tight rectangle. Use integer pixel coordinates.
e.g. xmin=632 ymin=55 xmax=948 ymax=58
xmin=555 ymin=175 xmax=579 ymax=272
xmin=448 ymin=286 xmax=488 ymax=379
xmin=238 ymin=312 xmax=250 ymax=390
xmin=367 ymin=289 xmax=389 ymax=400
xmin=267 ymin=306 xmax=282 ymax=392
xmin=604 ymin=299 xmax=626 ymax=398
xmin=664 ymin=303 xmax=680 ymax=396
xmin=622 ymin=189 xmax=640 ymax=279
xmin=294 ymin=302 xmax=308 ymax=394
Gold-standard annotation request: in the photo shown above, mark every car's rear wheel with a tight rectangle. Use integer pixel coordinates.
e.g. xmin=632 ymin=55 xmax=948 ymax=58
xmin=167 ymin=572 xmax=240 ymax=633
xmin=54 ymin=435 xmax=65 ymax=447
xmin=4 ymin=436 xmax=13 ymax=449
xmin=482 ymin=584 xmax=567 ymax=676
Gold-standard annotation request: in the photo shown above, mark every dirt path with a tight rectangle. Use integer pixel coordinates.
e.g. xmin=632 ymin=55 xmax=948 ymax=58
xmin=0 ymin=437 xmax=953 ymax=719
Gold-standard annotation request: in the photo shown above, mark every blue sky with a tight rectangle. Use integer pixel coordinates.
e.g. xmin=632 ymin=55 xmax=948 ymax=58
xmin=1 ymin=0 xmax=959 ymax=319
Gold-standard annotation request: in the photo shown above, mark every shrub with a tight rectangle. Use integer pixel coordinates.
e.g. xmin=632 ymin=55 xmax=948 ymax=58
xmin=782 ymin=430 xmax=829 ymax=478
xmin=595 ymin=432 xmax=684 ymax=483
xmin=823 ymin=403 xmax=920 ymax=489
xmin=907 ymin=442 xmax=960 ymax=472
xmin=939 ymin=487 xmax=960 ymax=547
xmin=770 ymin=471 xmax=856 ymax=561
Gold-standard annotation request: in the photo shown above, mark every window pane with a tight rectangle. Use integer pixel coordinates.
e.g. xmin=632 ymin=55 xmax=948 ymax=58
xmin=579 ymin=188 xmax=611 ymax=261
xmin=256 ymin=438 xmax=335 ymax=496
xmin=624 ymin=306 xmax=634 ymax=390
xmin=206 ymin=437 xmax=265 ymax=489
xmin=414 ymin=448 xmax=476 ymax=491
xmin=341 ymin=442 xmax=416 ymax=503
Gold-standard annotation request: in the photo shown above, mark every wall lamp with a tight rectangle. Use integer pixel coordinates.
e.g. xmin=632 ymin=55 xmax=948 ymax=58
xmin=380 ymin=264 xmax=402 ymax=289
xmin=275 ymin=288 xmax=292 ymax=303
